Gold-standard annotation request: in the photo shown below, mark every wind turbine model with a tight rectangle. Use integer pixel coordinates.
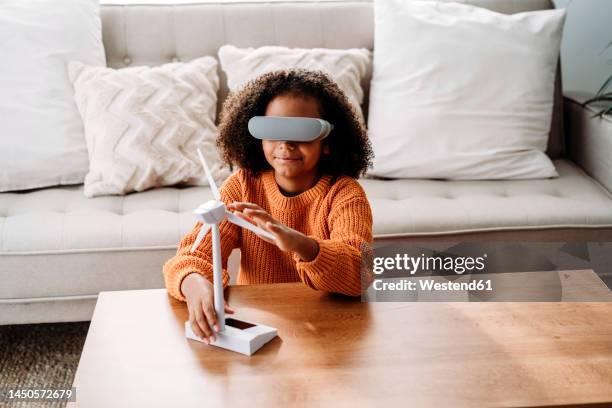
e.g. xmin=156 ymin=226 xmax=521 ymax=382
xmin=184 ymin=148 xmax=278 ymax=356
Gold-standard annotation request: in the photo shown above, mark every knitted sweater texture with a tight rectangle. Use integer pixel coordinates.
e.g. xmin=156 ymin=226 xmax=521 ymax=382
xmin=163 ymin=169 xmax=373 ymax=300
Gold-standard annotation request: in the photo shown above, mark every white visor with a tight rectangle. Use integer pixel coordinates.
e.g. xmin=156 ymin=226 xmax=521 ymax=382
xmin=248 ymin=116 xmax=334 ymax=142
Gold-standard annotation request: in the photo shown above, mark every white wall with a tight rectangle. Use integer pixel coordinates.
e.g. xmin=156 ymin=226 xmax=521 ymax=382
xmin=554 ymin=0 xmax=612 ymax=101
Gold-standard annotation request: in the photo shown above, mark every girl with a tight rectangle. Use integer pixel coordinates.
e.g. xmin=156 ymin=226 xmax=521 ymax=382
xmin=163 ymin=68 xmax=374 ymax=344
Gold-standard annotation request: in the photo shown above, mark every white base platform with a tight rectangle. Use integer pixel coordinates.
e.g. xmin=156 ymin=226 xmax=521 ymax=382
xmin=185 ymin=318 xmax=278 ymax=356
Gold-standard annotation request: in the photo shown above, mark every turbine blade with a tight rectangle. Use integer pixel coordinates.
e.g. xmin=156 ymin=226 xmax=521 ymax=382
xmin=226 ymin=211 xmax=276 ymax=241
xmin=190 ymin=222 xmax=212 ymax=253
xmin=197 ymin=148 xmax=221 ymax=201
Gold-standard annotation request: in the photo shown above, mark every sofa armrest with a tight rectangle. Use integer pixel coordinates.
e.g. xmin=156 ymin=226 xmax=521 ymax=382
xmin=564 ymin=95 xmax=612 ymax=194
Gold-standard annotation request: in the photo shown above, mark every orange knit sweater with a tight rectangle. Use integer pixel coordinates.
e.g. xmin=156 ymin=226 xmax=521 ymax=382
xmin=162 ymin=169 xmax=373 ymax=301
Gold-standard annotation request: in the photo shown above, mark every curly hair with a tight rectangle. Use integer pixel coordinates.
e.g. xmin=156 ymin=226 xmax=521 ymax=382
xmin=216 ymin=68 xmax=373 ymax=180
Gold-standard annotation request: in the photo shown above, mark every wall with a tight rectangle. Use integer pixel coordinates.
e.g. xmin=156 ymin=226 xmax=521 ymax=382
xmin=553 ymin=0 xmax=612 ymax=101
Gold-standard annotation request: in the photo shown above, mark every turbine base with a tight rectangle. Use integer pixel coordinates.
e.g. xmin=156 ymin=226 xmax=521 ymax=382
xmin=185 ymin=318 xmax=278 ymax=356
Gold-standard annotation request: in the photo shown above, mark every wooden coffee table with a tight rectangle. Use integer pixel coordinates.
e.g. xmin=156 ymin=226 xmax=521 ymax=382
xmin=70 ymin=270 xmax=612 ymax=407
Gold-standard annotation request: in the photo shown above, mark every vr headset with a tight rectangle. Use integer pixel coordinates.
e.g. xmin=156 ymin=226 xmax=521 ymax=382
xmin=248 ymin=116 xmax=334 ymax=142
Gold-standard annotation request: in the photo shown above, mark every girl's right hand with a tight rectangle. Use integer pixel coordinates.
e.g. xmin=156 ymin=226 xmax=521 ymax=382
xmin=181 ymin=272 xmax=234 ymax=344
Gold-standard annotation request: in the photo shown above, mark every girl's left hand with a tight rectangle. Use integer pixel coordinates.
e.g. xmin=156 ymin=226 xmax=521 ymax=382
xmin=227 ymin=202 xmax=319 ymax=260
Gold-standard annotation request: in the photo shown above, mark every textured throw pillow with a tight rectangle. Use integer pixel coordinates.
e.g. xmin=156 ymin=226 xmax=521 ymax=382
xmin=0 ymin=0 xmax=105 ymax=192
xmin=218 ymin=45 xmax=371 ymax=122
xmin=367 ymin=0 xmax=566 ymax=180
xmin=69 ymin=57 xmax=229 ymax=198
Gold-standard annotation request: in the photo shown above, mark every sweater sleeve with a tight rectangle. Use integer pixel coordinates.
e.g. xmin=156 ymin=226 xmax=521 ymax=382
xmin=162 ymin=172 xmax=243 ymax=302
xmin=292 ymin=189 xmax=373 ymax=297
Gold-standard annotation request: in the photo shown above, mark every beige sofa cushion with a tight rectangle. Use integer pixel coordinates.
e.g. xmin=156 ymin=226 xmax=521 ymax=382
xmin=0 ymin=0 xmax=105 ymax=192
xmin=363 ymin=160 xmax=612 ymax=237
xmin=218 ymin=44 xmax=371 ymax=122
xmin=367 ymin=0 xmax=565 ymax=180
xmin=69 ymin=57 xmax=228 ymax=198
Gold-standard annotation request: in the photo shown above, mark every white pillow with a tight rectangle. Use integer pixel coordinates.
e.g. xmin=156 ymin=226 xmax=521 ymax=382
xmin=69 ymin=57 xmax=229 ymax=198
xmin=218 ymin=45 xmax=371 ymax=122
xmin=367 ymin=0 xmax=566 ymax=180
xmin=0 ymin=0 xmax=106 ymax=192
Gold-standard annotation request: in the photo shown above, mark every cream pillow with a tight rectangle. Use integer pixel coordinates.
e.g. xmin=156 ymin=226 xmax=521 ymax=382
xmin=0 ymin=0 xmax=105 ymax=192
xmin=69 ymin=57 xmax=229 ymax=198
xmin=218 ymin=45 xmax=371 ymax=122
xmin=367 ymin=0 xmax=566 ymax=180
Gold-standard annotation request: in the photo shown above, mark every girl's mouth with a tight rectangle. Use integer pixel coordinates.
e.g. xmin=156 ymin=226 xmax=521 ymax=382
xmin=275 ymin=157 xmax=302 ymax=162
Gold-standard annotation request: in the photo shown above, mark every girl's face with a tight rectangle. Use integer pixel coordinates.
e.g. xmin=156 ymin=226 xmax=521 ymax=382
xmin=262 ymin=93 xmax=330 ymax=181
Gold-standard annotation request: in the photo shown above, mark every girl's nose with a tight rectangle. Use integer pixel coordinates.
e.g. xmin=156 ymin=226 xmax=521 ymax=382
xmin=278 ymin=140 xmax=296 ymax=150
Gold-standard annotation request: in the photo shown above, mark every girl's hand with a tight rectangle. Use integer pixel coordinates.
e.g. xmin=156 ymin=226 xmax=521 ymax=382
xmin=228 ymin=201 xmax=319 ymax=261
xmin=181 ymin=273 xmax=234 ymax=344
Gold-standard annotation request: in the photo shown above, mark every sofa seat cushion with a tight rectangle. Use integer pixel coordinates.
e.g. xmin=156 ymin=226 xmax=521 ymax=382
xmin=1 ymin=159 xmax=611 ymax=299
xmin=363 ymin=160 xmax=612 ymax=237
xmin=0 ymin=185 xmax=217 ymax=299
xmin=2 ymin=159 xmax=608 ymax=251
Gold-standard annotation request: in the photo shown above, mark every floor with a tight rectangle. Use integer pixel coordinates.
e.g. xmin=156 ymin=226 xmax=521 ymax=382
xmin=0 ymin=322 xmax=89 ymax=408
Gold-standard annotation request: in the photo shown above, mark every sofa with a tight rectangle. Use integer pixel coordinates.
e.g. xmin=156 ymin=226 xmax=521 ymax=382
xmin=1 ymin=0 xmax=611 ymax=325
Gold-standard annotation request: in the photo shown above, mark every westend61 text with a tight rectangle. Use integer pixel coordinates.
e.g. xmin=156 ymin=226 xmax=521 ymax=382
xmin=373 ymin=279 xmax=493 ymax=291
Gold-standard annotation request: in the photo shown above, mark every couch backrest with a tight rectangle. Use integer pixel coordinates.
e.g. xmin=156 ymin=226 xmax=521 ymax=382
xmin=100 ymin=0 xmax=564 ymax=158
